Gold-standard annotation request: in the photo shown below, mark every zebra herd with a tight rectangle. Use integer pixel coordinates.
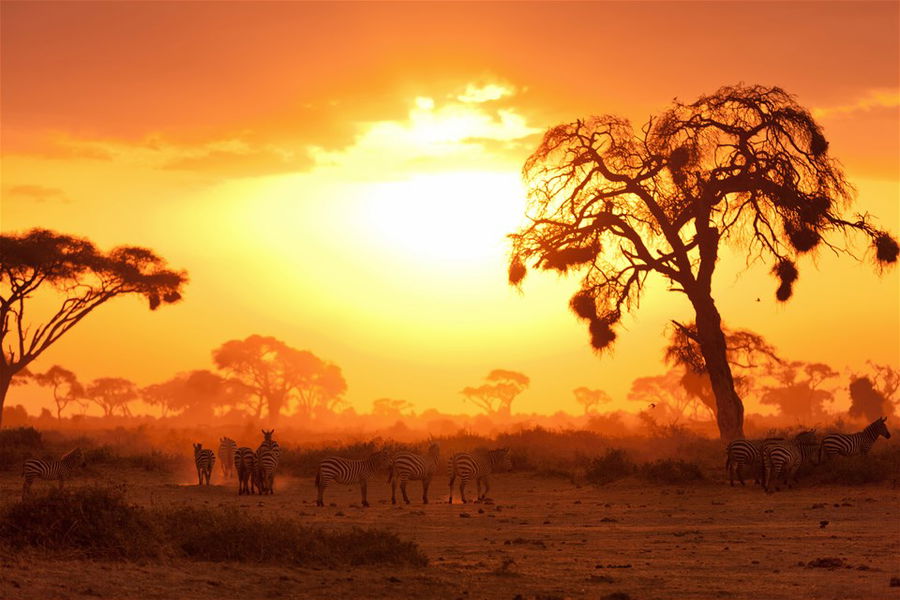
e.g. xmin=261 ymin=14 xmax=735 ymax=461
xmin=197 ymin=430 xmax=283 ymax=494
xmin=725 ymin=417 xmax=891 ymax=493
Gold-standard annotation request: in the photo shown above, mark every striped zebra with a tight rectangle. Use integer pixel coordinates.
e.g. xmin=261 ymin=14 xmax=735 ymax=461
xmin=256 ymin=429 xmax=281 ymax=495
xmin=218 ymin=437 xmax=237 ymax=479
xmin=22 ymin=447 xmax=86 ymax=498
xmin=234 ymin=447 xmax=257 ymax=495
xmin=388 ymin=443 xmax=441 ymax=505
xmin=762 ymin=433 xmax=819 ymax=493
xmin=193 ymin=443 xmax=215 ymax=486
xmin=725 ymin=438 xmax=784 ymax=487
xmin=315 ymin=448 xmax=390 ymax=507
xmin=819 ymin=417 xmax=891 ymax=461
xmin=448 ymin=447 xmax=511 ymax=504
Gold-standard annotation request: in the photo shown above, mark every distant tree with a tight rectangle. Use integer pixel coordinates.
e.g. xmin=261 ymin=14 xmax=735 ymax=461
xmin=461 ymin=369 xmax=530 ymax=417
xmin=849 ymin=362 xmax=899 ymax=420
xmin=142 ymin=370 xmax=245 ymax=421
xmin=212 ymin=335 xmax=347 ymax=421
xmin=372 ymin=397 xmax=414 ymax=418
xmin=759 ymin=361 xmax=838 ymax=421
xmin=572 ymin=386 xmax=611 ymax=415
xmin=86 ymin=377 xmax=138 ymax=417
xmin=507 ymin=84 xmax=897 ymax=439
xmin=628 ymin=369 xmax=715 ymax=426
xmin=33 ymin=365 xmax=84 ymax=420
xmin=0 ymin=228 xmax=187 ymax=427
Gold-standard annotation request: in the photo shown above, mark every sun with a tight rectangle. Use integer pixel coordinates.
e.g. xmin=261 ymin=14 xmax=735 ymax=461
xmin=355 ymin=171 xmax=526 ymax=265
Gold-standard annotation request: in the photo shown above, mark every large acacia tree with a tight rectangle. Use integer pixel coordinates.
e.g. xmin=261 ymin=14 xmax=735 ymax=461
xmin=0 ymin=229 xmax=187 ymax=427
xmin=508 ymin=85 xmax=898 ymax=439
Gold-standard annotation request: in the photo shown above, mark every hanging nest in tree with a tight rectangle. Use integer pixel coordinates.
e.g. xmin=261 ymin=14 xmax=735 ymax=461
xmin=508 ymin=255 xmax=527 ymax=285
xmin=542 ymin=246 xmax=597 ymax=272
xmin=569 ymin=291 xmax=597 ymax=320
xmin=874 ymin=232 xmax=899 ymax=264
xmin=786 ymin=224 xmax=821 ymax=253
xmin=810 ymin=130 xmax=829 ymax=157
xmin=588 ymin=315 xmax=617 ymax=351
xmin=773 ymin=259 xmax=799 ymax=302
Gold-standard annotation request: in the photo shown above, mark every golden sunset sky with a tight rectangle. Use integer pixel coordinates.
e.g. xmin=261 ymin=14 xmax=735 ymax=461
xmin=2 ymin=2 xmax=898 ymax=417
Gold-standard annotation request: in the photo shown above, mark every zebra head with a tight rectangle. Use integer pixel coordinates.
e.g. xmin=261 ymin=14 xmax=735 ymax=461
xmin=62 ymin=447 xmax=86 ymax=468
xmin=490 ymin=447 xmax=512 ymax=471
xmin=872 ymin=417 xmax=891 ymax=439
xmin=193 ymin=442 xmax=203 ymax=457
xmin=261 ymin=429 xmax=275 ymax=443
xmin=427 ymin=442 xmax=441 ymax=460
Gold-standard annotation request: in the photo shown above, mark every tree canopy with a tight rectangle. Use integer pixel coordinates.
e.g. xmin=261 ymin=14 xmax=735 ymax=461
xmin=85 ymin=377 xmax=138 ymax=418
xmin=461 ymin=369 xmax=530 ymax=417
xmin=508 ymin=84 xmax=897 ymax=439
xmin=0 ymin=228 xmax=187 ymax=427
xmin=32 ymin=365 xmax=84 ymax=420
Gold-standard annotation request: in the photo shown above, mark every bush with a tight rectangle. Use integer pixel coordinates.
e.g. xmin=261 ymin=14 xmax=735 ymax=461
xmin=814 ymin=447 xmax=900 ymax=485
xmin=639 ymin=459 xmax=705 ymax=484
xmin=84 ymin=445 xmax=184 ymax=473
xmin=585 ymin=449 xmax=635 ymax=485
xmin=0 ymin=486 xmax=428 ymax=567
xmin=0 ymin=427 xmax=44 ymax=472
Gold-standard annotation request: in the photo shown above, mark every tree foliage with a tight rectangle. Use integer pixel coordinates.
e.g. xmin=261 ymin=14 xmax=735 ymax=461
xmin=32 ymin=365 xmax=85 ymax=420
xmin=0 ymin=228 xmax=187 ymax=426
xmin=759 ymin=361 xmax=838 ymax=420
xmin=507 ymin=84 xmax=897 ymax=439
xmin=572 ymin=386 xmax=611 ymax=415
xmin=461 ymin=369 xmax=530 ymax=417
xmin=849 ymin=362 xmax=899 ymax=421
xmin=85 ymin=377 xmax=138 ymax=418
xmin=141 ymin=370 xmax=247 ymax=421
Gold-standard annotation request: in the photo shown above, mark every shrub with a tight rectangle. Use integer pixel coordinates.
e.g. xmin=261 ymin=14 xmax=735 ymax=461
xmin=585 ymin=449 xmax=635 ymax=485
xmin=84 ymin=445 xmax=184 ymax=473
xmin=0 ymin=486 xmax=428 ymax=567
xmin=0 ymin=427 xmax=44 ymax=471
xmin=814 ymin=446 xmax=900 ymax=485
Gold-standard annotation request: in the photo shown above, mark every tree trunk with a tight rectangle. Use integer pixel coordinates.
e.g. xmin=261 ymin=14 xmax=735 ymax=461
xmin=691 ymin=294 xmax=745 ymax=440
xmin=0 ymin=371 xmax=11 ymax=429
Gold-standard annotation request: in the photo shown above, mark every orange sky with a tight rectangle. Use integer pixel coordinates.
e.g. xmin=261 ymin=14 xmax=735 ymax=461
xmin=2 ymin=1 xmax=898 ymax=417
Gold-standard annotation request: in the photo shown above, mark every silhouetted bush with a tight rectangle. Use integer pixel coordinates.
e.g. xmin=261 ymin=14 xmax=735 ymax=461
xmin=0 ymin=427 xmax=44 ymax=471
xmin=585 ymin=449 xmax=635 ymax=485
xmin=0 ymin=486 xmax=428 ymax=567
xmin=814 ymin=445 xmax=900 ymax=485
xmin=83 ymin=446 xmax=184 ymax=473
xmin=638 ymin=459 xmax=705 ymax=484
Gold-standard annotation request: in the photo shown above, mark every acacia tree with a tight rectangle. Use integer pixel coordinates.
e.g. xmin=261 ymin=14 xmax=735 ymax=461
xmin=461 ymin=369 xmax=530 ymax=418
xmin=142 ymin=370 xmax=245 ymax=421
xmin=86 ymin=377 xmax=138 ymax=417
xmin=33 ymin=365 xmax=85 ymax=420
xmin=628 ymin=369 xmax=715 ymax=426
xmin=0 ymin=229 xmax=187 ymax=427
xmin=508 ymin=85 xmax=898 ymax=439
xmin=372 ymin=397 xmax=415 ymax=418
xmin=213 ymin=335 xmax=346 ymax=421
xmin=759 ymin=361 xmax=838 ymax=421
xmin=572 ymin=386 xmax=611 ymax=415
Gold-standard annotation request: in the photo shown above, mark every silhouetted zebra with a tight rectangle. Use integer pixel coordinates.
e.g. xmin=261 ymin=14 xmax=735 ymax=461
xmin=448 ymin=447 xmax=511 ymax=504
xmin=762 ymin=434 xmax=819 ymax=493
xmin=255 ymin=429 xmax=281 ymax=494
xmin=193 ymin=443 xmax=215 ymax=486
xmin=820 ymin=417 xmax=891 ymax=461
xmin=725 ymin=437 xmax=784 ymax=486
xmin=234 ymin=447 xmax=257 ymax=495
xmin=316 ymin=448 xmax=390 ymax=507
xmin=388 ymin=443 xmax=441 ymax=504
xmin=22 ymin=447 xmax=86 ymax=498
xmin=218 ymin=437 xmax=237 ymax=479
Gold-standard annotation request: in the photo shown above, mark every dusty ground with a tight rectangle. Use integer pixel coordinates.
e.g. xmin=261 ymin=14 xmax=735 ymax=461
xmin=0 ymin=467 xmax=898 ymax=600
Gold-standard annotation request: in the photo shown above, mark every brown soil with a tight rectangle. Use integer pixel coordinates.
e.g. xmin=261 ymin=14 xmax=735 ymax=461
xmin=0 ymin=469 xmax=898 ymax=600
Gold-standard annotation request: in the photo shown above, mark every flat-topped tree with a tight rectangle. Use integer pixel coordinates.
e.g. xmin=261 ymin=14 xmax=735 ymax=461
xmin=508 ymin=84 xmax=898 ymax=440
xmin=0 ymin=229 xmax=187 ymax=427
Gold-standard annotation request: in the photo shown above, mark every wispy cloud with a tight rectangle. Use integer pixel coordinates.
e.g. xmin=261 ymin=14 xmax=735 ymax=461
xmin=812 ymin=89 xmax=900 ymax=119
xmin=6 ymin=184 xmax=68 ymax=203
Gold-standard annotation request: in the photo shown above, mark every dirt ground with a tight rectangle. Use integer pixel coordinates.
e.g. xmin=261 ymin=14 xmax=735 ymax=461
xmin=0 ymin=467 xmax=898 ymax=600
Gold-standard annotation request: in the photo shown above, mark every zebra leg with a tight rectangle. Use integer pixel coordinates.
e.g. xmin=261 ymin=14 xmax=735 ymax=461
xmin=422 ymin=476 xmax=431 ymax=504
xmin=737 ymin=464 xmax=746 ymax=487
xmin=391 ymin=476 xmax=398 ymax=505
xmin=448 ymin=473 xmax=455 ymax=504
xmin=481 ymin=476 xmax=491 ymax=501
xmin=316 ymin=481 xmax=325 ymax=507
xmin=474 ymin=478 xmax=482 ymax=502
xmin=400 ymin=479 xmax=411 ymax=504
xmin=360 ymin=480 xmax=370 ymax=507
xmin=460 ymin=478 xmax=469 ymax=504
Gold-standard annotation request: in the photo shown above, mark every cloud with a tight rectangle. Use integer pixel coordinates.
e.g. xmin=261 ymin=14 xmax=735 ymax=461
xmin=457 ymin=83 xmax=517 ymax=104
xmin=812 ymin=89 xmax=900 ymax=119
xmin=6 ymin=184 xmax=68 ymax=203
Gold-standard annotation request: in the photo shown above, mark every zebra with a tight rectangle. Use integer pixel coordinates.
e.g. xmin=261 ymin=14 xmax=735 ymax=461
xmin=193 ymin=443 xmax=215 ymax=486
xmin=388 ymin=442 xmax=441 ymax=504
xmin=22 ymin=447 xmax=86 ymax=498
xmin=725 ymin=437 xmax=784 ymax=486
xmin=762 ymin=433 xmax=819 ymax=493
xmin=234 ymin=447 xmax=257 ymax=495
xmin=218 ymin=437 xmax=237 ymax=479
xmin=255 ymin=429 xmax=281 ymax=494
xmin=315 ymin=448 xmax=390 ymax=507
xmin=448 ymin=447 xmax=511 ymax=504
xmin=819 ymin=417 xmax=891 ymax=461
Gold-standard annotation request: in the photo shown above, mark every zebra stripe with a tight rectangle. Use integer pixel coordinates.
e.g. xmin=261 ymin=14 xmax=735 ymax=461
xmin=193 ymin=443 xmax=215 ymax=486
xmin=234 ymin=447 xmax=257 ymax=495
xmin=218 ymin=437 xmax=237 ymax=479
xmin=388 ymin=443 xmax=441 ymax=505
xmin=22 ymin=447 xmax=85 ymax=498
xmin=316 ymin=449 xmax=390 ymax=507
xmin=820 ymin=417 xmax=891 ymax=460
xmin=448 ymin=447 xmax=511 ymax=504
xmin=725 ymin=438 xmax=784 ymax=487
xmin=762 ymin=438 xmax=819 ymax=493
